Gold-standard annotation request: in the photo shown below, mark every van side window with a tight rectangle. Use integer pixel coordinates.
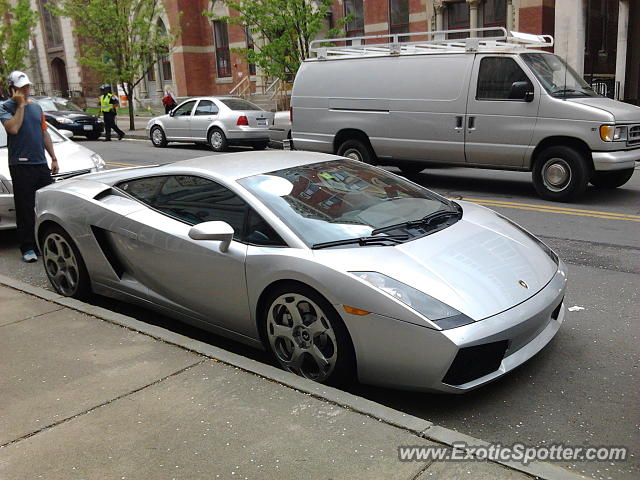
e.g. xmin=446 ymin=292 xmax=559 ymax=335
xmin=476 ymin=57 xmax=532 ymax=101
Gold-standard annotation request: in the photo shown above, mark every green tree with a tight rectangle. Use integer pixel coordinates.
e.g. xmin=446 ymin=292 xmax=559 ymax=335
xmin=208 ymin=0 xmax=347 ymax=82
xmin=0 ymin=0 xmax=37 ymax=98
xmin=52 ymin=0 xmax=175 ymax=130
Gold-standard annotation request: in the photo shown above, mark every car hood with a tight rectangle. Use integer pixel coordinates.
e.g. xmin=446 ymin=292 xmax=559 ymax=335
xmin=569 ymin=97 xmax=640 ymax=122
xmin=44 ymin=111 xmax=99 ymax=121
xmin=313 ymin=202 xmax=558 ymax=321
xmin=0 ymin=140 xmax=98 ymax=180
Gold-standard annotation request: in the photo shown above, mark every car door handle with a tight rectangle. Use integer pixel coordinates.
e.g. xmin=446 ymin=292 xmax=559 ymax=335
xmin=467 ymin=116 xmax=476 ymax=131
xmin=454 ymin=116 xmax=463 ymax=130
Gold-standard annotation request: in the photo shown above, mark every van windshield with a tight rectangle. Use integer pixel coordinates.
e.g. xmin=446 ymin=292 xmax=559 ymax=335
xmin=522 ymin=53 xmax=599 ymax=98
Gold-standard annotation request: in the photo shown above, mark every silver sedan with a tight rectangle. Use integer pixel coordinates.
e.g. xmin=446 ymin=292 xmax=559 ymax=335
xmin=146 ymin=97 xmax=275 ymax=151
xmin=35 ymin=151 xmax=567 ymax=392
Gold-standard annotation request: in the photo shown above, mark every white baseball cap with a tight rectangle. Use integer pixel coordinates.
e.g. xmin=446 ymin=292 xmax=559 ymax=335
xmin=8 ymin=71 xmax=32 ymax=88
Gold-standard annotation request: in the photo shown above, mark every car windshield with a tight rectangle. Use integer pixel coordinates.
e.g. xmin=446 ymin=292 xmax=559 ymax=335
xmin=238 ymin=159 xmax=454 ymax=247
xmin=521 ymin=53 xmax=599 ymax=98
xmin=220 ymin=98 xmax=263 ymax=111
xmin=36 ymin=97 xmax=84 ymax=112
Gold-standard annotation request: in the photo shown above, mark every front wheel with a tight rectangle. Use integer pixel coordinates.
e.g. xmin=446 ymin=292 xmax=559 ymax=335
xmin=337 ymin=139 xmax=375 ymax=164
xmin=150 ymin=126 xmax=167 ymax=147
xmin=589 ymin=168 xmax=634 ymax=189
xmin=42 ymin=225 xmax=91 ymax=300
xmin=262 ymin=284 xmax=356 ymax=386
xmin=532 ymin=146 xmax=590 ymax=202
xmin=208 ymin=128 xmax=227 ymax=152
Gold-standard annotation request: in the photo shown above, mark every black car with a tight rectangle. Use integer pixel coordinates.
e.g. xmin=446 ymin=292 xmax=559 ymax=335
xmin=32 ymin=97 xmax=104 ymax=140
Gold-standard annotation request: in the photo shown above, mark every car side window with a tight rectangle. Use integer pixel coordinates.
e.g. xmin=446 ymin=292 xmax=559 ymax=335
xmin=195 ymin=100 xmax=219 ymax=116
xmin=245 ymin=208 xmax=286 ymax=247
xmin=476 ymin=57 xmax=532 ymax=100
xmin=173 ymin=101 xmax=196 ymax=116
xmin=117 ymin=176 xmax=168 ymax=206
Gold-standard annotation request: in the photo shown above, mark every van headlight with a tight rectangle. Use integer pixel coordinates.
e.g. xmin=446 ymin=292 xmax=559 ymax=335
xmin=600 ymin=125 xmax=627 ymax=142
xmin=351 ymin=271 xmax=474 ymax=329
xmin=90 ymin=153 xmax=105 ymax=169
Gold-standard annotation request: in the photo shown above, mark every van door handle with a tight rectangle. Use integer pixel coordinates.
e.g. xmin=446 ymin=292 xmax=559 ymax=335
xmin=468 ymin=116 xmax=476 ymax=131
xmin=454 ymin=116 xmax=463 ymax=130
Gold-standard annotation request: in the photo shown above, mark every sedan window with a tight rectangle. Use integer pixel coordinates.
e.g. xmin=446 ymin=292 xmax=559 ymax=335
xmin=173 ymin=101 xmax=196 ymax=116
xmin=195 ymin=100 xmax=219 ymax=116
xmin=219 ymin=98 xmax=263 ymax=111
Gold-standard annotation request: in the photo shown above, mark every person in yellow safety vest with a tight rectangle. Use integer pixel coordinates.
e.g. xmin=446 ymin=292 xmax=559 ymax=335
xmin=99 ymin=84 xmax=125 ymax=141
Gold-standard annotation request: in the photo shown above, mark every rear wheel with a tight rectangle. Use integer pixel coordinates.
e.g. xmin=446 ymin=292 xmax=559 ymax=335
xmin=208 ymin=128 xmax=227 ymax=152
xmin=589 ymin=168 xmax=634 ymax=189
xmin=262 ymin=284 xmax=356 ymax=386
xmin=42 ymin=225 xmax=91 ymax=300
xmin=337 ymin=139 xmax=375 ymax=164
xmin=150 ymin=126 xmax=167 ymax=147
xmin=532 ymin=146 xmax=590 ymax=202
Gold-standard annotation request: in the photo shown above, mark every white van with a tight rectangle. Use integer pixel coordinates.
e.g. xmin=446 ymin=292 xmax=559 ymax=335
xmin=291 ymin=29 xmax=639 ymax=202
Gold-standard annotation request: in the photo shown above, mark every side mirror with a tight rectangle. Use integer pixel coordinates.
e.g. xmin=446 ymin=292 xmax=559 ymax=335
xmin=188 ymin=221 xmax=234 ymax=252
xmin=169 ymin=109 xmax=175 ymax=117
xmin=59 ymin=129 xmax=74 ymax=138
xmin=509 ymin=81 xmax=534 ymax=102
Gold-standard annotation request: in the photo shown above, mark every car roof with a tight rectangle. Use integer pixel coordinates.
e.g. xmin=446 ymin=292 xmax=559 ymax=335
xmin=82 ymin=151 xmax=345 ymax=184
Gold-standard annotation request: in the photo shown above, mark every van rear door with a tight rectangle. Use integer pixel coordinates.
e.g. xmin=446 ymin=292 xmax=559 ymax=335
xmin=465 ymin=55 xmax=540 ymax=167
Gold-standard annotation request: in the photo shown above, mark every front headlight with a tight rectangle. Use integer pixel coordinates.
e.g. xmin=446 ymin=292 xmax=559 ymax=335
xmin=55 ymin=117 xmax=74 ymax=124
xmin=90 ymin=153 xmax=105 ymax=169
xmin=351 ymin=271 xmax=474 ymax=329
xmin=600 ymin=125 xmax=627 ymax=142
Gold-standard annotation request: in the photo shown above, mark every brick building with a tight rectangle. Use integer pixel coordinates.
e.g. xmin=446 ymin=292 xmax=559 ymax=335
xmin=24 ymin=0 xmax=639 ymax=107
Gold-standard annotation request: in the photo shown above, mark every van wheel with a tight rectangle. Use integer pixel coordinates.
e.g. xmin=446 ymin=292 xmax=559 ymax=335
xmin=589 ymin=168 xmax=634 ymax=189
xmin=337 ymin=139 xmax=375 ymax=164
xmin=532 ymin=146 xmax=590 ymax=202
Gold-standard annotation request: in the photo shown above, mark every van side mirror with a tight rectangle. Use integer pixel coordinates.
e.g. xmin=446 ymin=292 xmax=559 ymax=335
xmin=509 ymin=81 xmax=534 ymax=102
xmin=188 ymin=221 xmax=234 ymax=252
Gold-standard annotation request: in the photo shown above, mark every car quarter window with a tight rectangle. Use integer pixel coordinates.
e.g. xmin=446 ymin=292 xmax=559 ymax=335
xmin=476 ymin=57 xmax=532 ymax=100
xmin=173 ymin=101 xmax=196 ymax=116
xmin=245 ymin=208 xmax=286 ymax=247
xmin=195 ymin=100 xmax=219 ymax=116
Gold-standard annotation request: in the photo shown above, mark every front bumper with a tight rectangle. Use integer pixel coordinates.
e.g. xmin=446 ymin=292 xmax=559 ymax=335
xmin=52 ymin=122 xmax=104 ymax=136
xmin=344 ymin=261 xmax=568 ymax=393
xmin=0 ymin=193 xmax=16 ymax=230
xmin=592 ymin=149 xmax=640 ymax=171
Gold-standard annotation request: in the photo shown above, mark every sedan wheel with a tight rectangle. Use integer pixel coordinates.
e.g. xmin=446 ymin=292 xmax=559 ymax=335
xmin=208 ymin=128 xmax=227 ymax=152
xmin=42 ymin=226 xmax=91 ymax=299
xmin=150 ymin=126 xmax=167 ymax=147
xmin=264 ymin=286 xmax=355 ymax=385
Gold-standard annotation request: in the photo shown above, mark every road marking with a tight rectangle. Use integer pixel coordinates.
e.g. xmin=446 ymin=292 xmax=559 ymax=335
xmin=463 ymin=197 xmax=640 ymax=222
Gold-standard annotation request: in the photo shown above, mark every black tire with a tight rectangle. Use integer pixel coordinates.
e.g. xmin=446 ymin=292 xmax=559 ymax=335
xmin=399 ymin=164 xmax=424 ymax=175
xmin=589 ymin=168 xmax=634 ymax=189
xmin=261 ymin=283 xmax=356 ymax=386
xmin=532 ymin=146 xmax=591 ymax=202
xmin=41 ymin=225 xmax=91 ymax=300
xmin=85 ymin=132 xmax=101 ymax=141
xmin=253 ymin=141 xmax=269 ymax=151
xmin=208 ymin=128 xmax=227 ymax=152
xmin=337 ymin=138 xmax=375 ymax=164
xmin=150 ymin=125 xmax=168 ymax=147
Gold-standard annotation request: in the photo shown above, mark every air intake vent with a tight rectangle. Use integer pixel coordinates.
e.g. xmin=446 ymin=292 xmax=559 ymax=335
xmin=443 ymin=340 xmax=509 ymax=386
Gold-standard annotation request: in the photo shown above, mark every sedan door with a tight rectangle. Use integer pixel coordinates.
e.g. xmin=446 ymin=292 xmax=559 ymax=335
xmin=190 ymin=99 xmax=219 ymax=140
xmin=163 ymin=100 xmax=196 ymax=140
xmin=115 ymin=174 xmax=252 ymax=336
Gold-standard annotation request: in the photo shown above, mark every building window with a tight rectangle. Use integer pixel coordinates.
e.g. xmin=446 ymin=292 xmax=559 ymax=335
xmin=344 ymin=0 xmax=364 ymax=44
xmin=156 ymin=19 xmax=172 ymax=81
xmin=213 ymin=21 xmax=231 ymax=78
xmin=482 ymin=0 xmax=506 ymax=36
xmin=40 ymin=0 xmax=63 ymax=48
xmin=147 ymin=66 xmax=155 ymax=82
xmin=389 ymin=0 xmax=409 ymax=41
xmin=447 ymin=1 xmax=469 ymax=39
xmin=246 ymin=27 xmax=256 ymax=76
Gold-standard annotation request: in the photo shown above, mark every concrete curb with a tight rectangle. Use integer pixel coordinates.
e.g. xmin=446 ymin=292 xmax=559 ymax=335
xmin=0 ymin=273 xmax=587 ymax=480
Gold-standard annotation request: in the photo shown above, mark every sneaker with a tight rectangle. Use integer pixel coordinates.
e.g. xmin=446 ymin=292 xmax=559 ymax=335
xmin=22 ymin=250 xmax=37 ymax=263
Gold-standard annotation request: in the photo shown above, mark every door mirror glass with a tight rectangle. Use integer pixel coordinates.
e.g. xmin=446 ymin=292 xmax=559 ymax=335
xmin=169 ymin=109 xmax=175 ymax=117
xmin=188 ymin=221 xmax=234 ymax=252
xmin=509 ymin=81 xmax=534 ymax=101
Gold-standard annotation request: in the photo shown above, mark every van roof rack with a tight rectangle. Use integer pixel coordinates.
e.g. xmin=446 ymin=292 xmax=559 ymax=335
xmin=308 ymin=28 xmax=553 ymax=60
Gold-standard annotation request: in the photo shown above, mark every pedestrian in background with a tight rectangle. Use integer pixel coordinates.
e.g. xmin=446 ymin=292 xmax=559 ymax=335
xmin=162 ymin=88 xmax=176 ymax=114
xmin=99 ymin=84 xmax=125 ymax=141
xmin=0 ymin=71 xmax=59 ymax=263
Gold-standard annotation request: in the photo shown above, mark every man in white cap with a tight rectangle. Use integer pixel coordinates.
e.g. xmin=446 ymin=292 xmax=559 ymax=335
xmin=0 ymin=71 xmax=59 ymax=262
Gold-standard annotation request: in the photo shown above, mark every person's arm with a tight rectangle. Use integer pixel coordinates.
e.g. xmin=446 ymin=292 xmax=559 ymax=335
xmin=43 ymin=128 xmax=59 ymax=174
xmin=2 ymin=90 xmax=26 ymax=135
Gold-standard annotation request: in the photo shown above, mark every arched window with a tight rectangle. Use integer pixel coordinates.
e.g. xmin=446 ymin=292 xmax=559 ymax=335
xmin=39 ymin=0 xmax=63 ymax=47
xmin=157 ymin=18 xmax=172 ymax=81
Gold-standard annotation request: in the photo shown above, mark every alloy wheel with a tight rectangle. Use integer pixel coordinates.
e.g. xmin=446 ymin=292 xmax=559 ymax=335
xmin=210 ymin=131 xmax=223 ymax=150
xmin=43 ymin=233 xmax=79 ymax=296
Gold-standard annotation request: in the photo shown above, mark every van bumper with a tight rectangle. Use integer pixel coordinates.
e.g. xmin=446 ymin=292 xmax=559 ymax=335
xmin=592 ymin=149 xmax=640 ymax=171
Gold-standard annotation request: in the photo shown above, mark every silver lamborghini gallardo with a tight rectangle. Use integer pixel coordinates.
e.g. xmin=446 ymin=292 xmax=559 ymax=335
xmin=35 ymin=151 xmax=567 ymax=392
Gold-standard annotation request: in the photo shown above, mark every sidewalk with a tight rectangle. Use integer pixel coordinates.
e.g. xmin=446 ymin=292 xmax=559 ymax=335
xmin=0 ymin=276 xmax=586 ymax=480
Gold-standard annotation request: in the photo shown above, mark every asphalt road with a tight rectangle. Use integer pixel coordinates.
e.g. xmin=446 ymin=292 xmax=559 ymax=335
xmin=1 ymin=138 xmax=638 ymax=480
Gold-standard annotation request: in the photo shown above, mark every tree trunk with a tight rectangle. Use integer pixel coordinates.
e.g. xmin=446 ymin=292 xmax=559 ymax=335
xmin=124 ymin=82 xmax=135 ymax=131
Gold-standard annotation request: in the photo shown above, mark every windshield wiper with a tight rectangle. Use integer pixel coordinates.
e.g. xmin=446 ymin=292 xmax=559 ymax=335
xmin=371 ymin=209 xmax=461 ymax=236
xmin=312 ymin=234 xmax=409 ymax=250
